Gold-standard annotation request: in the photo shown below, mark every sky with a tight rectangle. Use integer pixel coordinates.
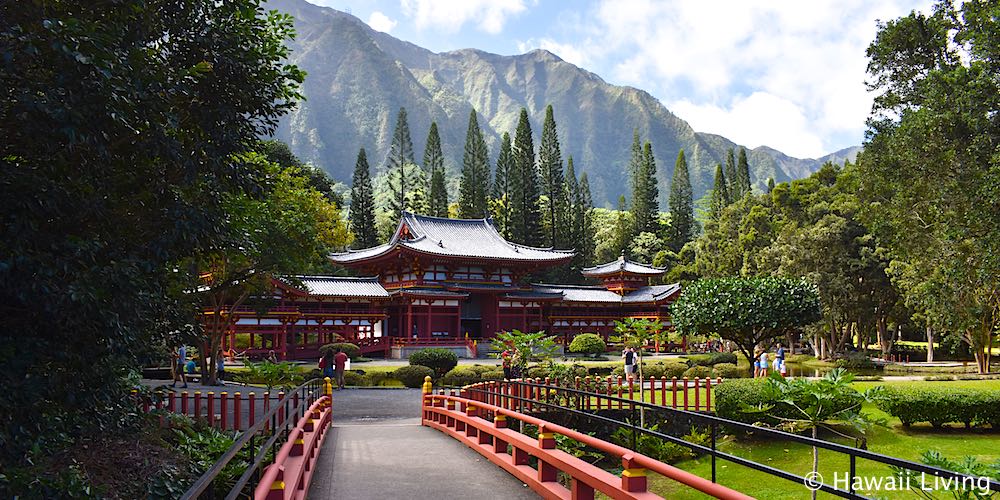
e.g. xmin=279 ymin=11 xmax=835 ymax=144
xmin=306 ymin=0 xmax=931 ymax=159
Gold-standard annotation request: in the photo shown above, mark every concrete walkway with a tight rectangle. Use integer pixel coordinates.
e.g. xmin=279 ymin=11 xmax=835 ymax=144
xmin=307 ymin=389 xmax=538 ymax=499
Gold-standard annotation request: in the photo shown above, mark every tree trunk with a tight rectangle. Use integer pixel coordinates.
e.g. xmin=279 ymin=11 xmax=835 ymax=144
xmin=974 ymin=348 xmax=988 ymax=375
xmin=926 ymin=325 xmax=934 ymax=363
xmin=811 ymin=426 xmax=819 ymax=500
xmin=812 ymin=333 xmax=821 ymax=358
xmin=876 ymin=315 xmax=891 ymax=358
xmin=785 ymin=331 xmax=795 ymax=355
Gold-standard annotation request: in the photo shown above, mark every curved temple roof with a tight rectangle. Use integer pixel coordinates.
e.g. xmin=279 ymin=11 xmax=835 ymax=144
xmin=274 ymin=276 xmax=389 ymax=298
xmin=581 ymin=255 xmax=666 ymax=277
xmin=330 ymin=212 xmax=574 ymax=265
xmin=529 ymin=283 xmax=681 ymax=304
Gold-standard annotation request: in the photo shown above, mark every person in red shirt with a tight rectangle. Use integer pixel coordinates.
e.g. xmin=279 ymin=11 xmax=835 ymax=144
xmin=333 ymin=348 xmax=349 ymax=390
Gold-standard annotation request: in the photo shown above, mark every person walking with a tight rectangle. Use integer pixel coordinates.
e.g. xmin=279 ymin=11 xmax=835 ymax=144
xmin=319 ymin=350 xmax=335 ymax=380
xmin=172 ymin=345 xmax=188 ymax=388
xmin=759 ymin=349 xmax=769 ymax=377
xmin=623 ymin=347 xmax=636 ymax=379
xmin=216 ymin=354 xmax=226 ymax=383
xmin=752 ymin=349 xmax=760 ymax=378
xmin=333 ymin=348 xmax=348 ymax=390
xmin=775 ymin=343 xmax=786 ymax=377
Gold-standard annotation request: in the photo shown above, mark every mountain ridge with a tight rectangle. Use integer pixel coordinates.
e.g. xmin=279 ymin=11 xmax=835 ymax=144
xmin=267 ymin=0 xmax=860 ymax=206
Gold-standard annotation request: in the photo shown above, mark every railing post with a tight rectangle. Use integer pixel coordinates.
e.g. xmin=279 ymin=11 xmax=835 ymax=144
xmin=207 ymin=392 xmax=215 ymax=428
xmin=537 ymin=425 xmax=557 ymax=483
xmin=617 ymin=376 xmax=623 ymax=409
xmin=233 ymin=392 xmax=241 ymax=431
xmin=263 ymin=465 xmax=285 ymax=500
xmin=263 ymin=391 xmax=270 ymax=430
xmin=694 ymin=378 xmax=700 ymax=411
xmin=194 ymin=391 xmax=201 ymax=420
xmin=572 ymin=479 xmax=596 ymax=500
xmin=447 ymin=390 xmax=457 ymax=428
xmin=248 ymin=392 xmax=256 ymax=427
xmin=627 ymin=376 xmax=634 ymax=402
xmin=181 ymin=391 xmax=189 ymax=416
xmin=220 ymin=392 xmax=228 ymax=430
xmin=493 ymin=415 xmax=508 ymax=454
xmin=671 ymin=377 xmax=677 ymax=408
xmin=422 ymin=375 xmax=433 ymax=395
xmin=621 ymin=453 xmax=648 ymax=493
xmin=168 ymin=391 xmax=176 ymax=413
xmin=706 ymin=377 xmax=713 ymax=411
xmin=649 ymin=377 xmax=656 ymax=405
xmin=465 ymin=404 xmax=479 ymax=439
xmin=683 ymin=378 xmax=689 ymax=411
xmin=277 ymin=392 xmax=285 ymax=427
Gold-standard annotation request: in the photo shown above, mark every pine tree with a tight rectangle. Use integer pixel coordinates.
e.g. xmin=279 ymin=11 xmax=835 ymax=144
xmin=724 ymin=148 xmax=737 ymax=201
xmin=735 ymin=147 xmax=752 ymax=197
xmin=634 ymin=141 xmax=659 ymax=234
xmin=538 ymin=105 xmax=566 ymax=248
xmin=710 ymin=164 xmax=730 ymax=221
xmin=510 ymin=108 xmax=542 ymax=246
xmin=349 ymin=148 xmax=378 ymax=248
xmin=458 ymin=110 xmax=490 ymax=218
xmin=613 ymin=195 xmax=632 ymax=258
xmin=767 ymin=177 xmax=776 ymax=193
xmin=424 ymin=122 xmax=448 ymax=217
xmin=578 ymin=172 xmax=595 ymax=265
xmin=627 ymin=131 xmax=644 ymax=231
xmin=565 ymin=157 xmax=589 ymax=270
xmin=491 ymin=132 xmax=514 ymax=238
xmin=386 ymin=107 xmax=417 ymax=221
xmin=668 ymin=149 xmax=694 ymax=251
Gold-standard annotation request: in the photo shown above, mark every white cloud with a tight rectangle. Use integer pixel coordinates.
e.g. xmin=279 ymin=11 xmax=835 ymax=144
xmin=400 ymin=0 xmax=527 ymax=34
xmin=367 ymin=11 xmax=397 ymax=33
xmin=516 ymin=38 xmax=588 ymax=67
xmin=547 ymin=0 xmax=933 ymax=157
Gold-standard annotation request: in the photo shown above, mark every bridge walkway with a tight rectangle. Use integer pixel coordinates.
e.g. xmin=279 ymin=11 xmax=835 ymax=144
xmin=307 ymin=388 xmax=538 ymax=500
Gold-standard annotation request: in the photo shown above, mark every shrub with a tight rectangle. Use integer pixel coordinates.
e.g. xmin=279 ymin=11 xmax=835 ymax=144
xmin=440 ymin=368 xmax=480 ymax=387
xmin=394 ymin=365 xmax=435 ymax=388
xmin=639 ymin=362 xmax=688 ymax=380
xmin=319 ymin=343 xmax=361 ymax=360
xmin=686 ymin=352 xmax=738 ymax=367
xmin=715 ymin=378 xmax=863 ymax=425
xmin=568 ymin=333 xmax=607 ymax=356
xmin=874 ymin=386 xmax=1000 ymax=428
xmin=712 ymin=363 xmax=745 ymax=379
xmin=342 ymin=371 xmax=363 ymax=387
xmin=409 ymin=348 xmax=458 ymax=377
xmin=834 ymin=352 xmax=876 ymax=369
xmin=611 ymin=423 xmax=691 ymax=464
xmin=683 ymin=366 xmax=713 ymax=379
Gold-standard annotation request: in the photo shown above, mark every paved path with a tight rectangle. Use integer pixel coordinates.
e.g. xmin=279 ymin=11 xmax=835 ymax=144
xmin=307 ymin=389 xmax=538 ymax=499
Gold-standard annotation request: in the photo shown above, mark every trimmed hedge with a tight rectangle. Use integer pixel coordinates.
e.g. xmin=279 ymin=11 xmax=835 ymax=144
xmin=409 ymin=348 xmax=458 ymax=377
xmin=394 ymin=365 xmax=435 ymax=388
xmin=568 ymin=333 xmax=607 ymax=356
xmin=440 ymin=366 xmax=505 ymax=387
xmin=715 ymin=378 xmax=862 ymax=425
xmin=683 ymin=366 xmax=713 ymax=379
xmin=686 ymin=352 xmax=738 ymax=367
xmin=611 ymin=361 xmax=688 ymax=379
xmin=874 ymin=386 xmax=1000 ymax=428
xmin=712 ymin=363 xmax=746 ymax=379
xmin=319 ymin=343 xmax=361 ymax=360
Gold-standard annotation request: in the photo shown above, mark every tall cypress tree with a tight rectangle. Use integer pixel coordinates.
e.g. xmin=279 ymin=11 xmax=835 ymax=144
xmin=510 ymin=108 xmax=541 ymax=246
xmin=668 ymin=149 xmax=694 ymax=251
xmin=612 ymin=195 xmax=632 ymax=258
xmin=387 ymin=107 xmax=417 ymax=221
xmin=710 ymin=164 xmax=730 ymax=221
xmin=627 ymin=131 xmax=644 ymax=230
xmin=424 ymin=122 xmax=448 ymax=217
xmin=349 ymin=148 xmax=378 ymax=248
xmin=458 ymin=110 xmax=490 ymax=218
xmin=634 ymin=141 xmax=659 ymax=234
xmin=767 ymin=177 xmax=776 ymax=193
xmin=538 ymin=104 xmax=566 ymax=248
xmin=578 ymin=172 xmax=595 ymax=266
xmin=565 ymin=157 xmax=590 ymax=270
xmin=724 ymin=148 xmax=737 ymax=201
xmin=735 ymin=147 xmax=751 ymax=197
xmin=491 ymin=132 xmax=514 ymax=238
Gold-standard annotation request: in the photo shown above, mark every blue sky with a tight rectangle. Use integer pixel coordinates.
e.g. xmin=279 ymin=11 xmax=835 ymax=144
xmin=307 ymin=0 xmax=930 ymax=159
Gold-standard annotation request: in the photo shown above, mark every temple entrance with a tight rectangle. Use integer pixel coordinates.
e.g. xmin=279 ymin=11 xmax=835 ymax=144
xmin=461 ymin=319 xmax=482 ymax=339
xmin=461 ymin=295 xmax=482 ymax=338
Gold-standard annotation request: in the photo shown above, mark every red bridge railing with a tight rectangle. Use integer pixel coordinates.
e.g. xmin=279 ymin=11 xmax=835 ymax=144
xmin=421 ymin=378 xmax=751 ymax=500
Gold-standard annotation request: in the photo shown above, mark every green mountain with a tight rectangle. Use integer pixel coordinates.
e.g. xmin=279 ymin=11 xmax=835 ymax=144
xmin=268 ymin=0 xmax=860 ymax=206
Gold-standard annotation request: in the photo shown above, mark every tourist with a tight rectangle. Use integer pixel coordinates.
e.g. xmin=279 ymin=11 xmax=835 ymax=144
xmin=333 ymin=347 xmax=348 ymax=390
xmin=775 ymin=343 xmax=786 ymax=377
xmin=216 ymin=354 xmax=226 ymax=383
xmin=319 ymin=350 xmax=335 ymax=380
xmin=623 ymin=347 xmax=636 ymax=379
xmin=501 ymin=349 xmax=513 ymax=379
xmin=759 ymin=349 xmax=769 ymax=377
xmin=752 ymin=349 xmax=760 ymax=378
xmin=172 ymin=345 xmax=188 ymax=388
xmin=267 ymin=349 xmax=278 ymax=363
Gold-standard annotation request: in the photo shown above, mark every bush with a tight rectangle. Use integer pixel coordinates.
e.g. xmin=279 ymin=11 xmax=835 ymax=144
xmin=409 ymin=348 xmax=458 ymax=377
xmin=394 ymin=365 xmax=435 ymax=388
xmin=683 ymin=366 xmax=713 ymax=379
xmin=319 ymin=343 xmax=361 ymax=360
xmin=715 ymin=378 xmax=863 ymax=425
xmin=342 ymin=371 xmax=364 ymax=387
xmin=440 ymin=368 xmax=480 ymax=387
xmin=568 ymin=333 xmax=607 ymax=356
xmin=686 ymin=352 xmax=737 ymax=367
xmin=638 ymin=362 xmax=688 ymax=380
xmin=874 ymin=386 xmax=1000 ymax=428
xmin=712 ymin=363 xmax=745 ymax=379
xmin=834 ymin=352 xmax=877 ymax=369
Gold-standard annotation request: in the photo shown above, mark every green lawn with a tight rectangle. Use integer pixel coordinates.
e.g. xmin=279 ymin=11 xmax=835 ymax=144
xmin=647 ymin=379 xmax=1000 ymax=499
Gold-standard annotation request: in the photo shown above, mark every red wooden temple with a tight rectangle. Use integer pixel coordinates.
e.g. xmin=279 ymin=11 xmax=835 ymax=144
xmin=216 ymin=213 xmax=682 ymax=360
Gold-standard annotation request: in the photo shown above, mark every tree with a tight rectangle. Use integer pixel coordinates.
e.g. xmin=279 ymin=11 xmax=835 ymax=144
xmin=578 ymin=172 xmax=596 ymax=266
xmin=490 ymin=330 xmax=558 ymax=373
xmin=458 ymin=110 xmax=490 ymax=218
xmin=350 ymin=148 xmax=378 ymax=248
xmin=565 ymin=156 xmax=592 ymax=272
xmin=724 ymin=148 xmax=738 ymax=199
xmin=709 ymin=164 xmax=730 ymax=220
xmin=258 ymin=139 xmax=344 ymax=207
xmin=386 ymin=107 xmax=420 ymax=220
xmin=610 ymin=195 xmax=634 ymax=260
xmin=0 ymin=0 xmax=304 ymax=466
xmin=568 ymin=333 xmax=607 ymax=358
xmin=628 ymin=132 xmax=657 ymax=236
xmin=510 ymin=108 xmax=542 ymax=246
xmin=538 ymin=104 xmax=566 ymax=248
xmin=672 ymin=277 xmax=822 ymax=371
xmin=668 ymin=149 xmax=695 ymax=251
xmin=424 ymin=122 xmax=449 ymax=218
xmin=491 ymin=132 xmax=514 ymax=237
xmin=860 ymin=0 xmax=1000 ymax=373
xmin=734 ymin=147 xmax=752 ymax=198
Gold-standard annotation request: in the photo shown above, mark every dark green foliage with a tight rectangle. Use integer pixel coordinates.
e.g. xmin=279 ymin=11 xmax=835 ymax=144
xmin=564 ymin=157 xmax=591 ymax=274
xmin=712 ymin=363 xmax=745 ymax=379
xmin=610 ymin=423 xmax=693 ymax=464
xmin=683 ymin=366 xmax=713 ymax=379
xmin=578 ymin=171 xmax=596 ymax=266
xmin=424 ymin=122 xmax=449 ymax=217
xmin=259 ymin=139 xmax=344 ymax=207
xmin=440 ymin=366 xmax=505 ymax=387
xmin=874 ymin=386 xmax=1000 ymax=428
xmin=685 ymin=352 xmax=737 ymax=367
xmin=734 ymin=147 xmax=751 ymax=197
xmin=724 ymin=148 xmax=738 ymax=199
xmin=668 ymin=149 xmax=695 ymax=251
xmin=319 ymin=342 xmax=361 ymax=360
xmin=568 ymin=333 xmax=607 ymax=356
xmin=714 ymin=378 xmax=862 ymax=425
xmin=767 ymin=177 xmax=775 ymax=193
xmin=350 ymin=148 xmax=378 ymax=248
xmin=631 ymin=362 xmax=688 ymax=380
xmin=408 ymin=348 xmax=459 ymax=377
xmin=0 ymin=0 xmax=303 ymax=468
xmin=458 ymin=110 xmax=490 ymax=218
xmin=235 ymin=360 xmax=303 ymax=390
xmin=386 ymin=107 xmax=421 ymax=220
xmin=394 ymin=365 xmax=435 ymax=388
xmin=635 ymin=141 xmax=659 ymax=234
xmin=491 ymin=132 xmax=514 ymax=237
xmin=509 ymin=108 xmax=542 ymax=246
xmin=538 ymin=104 xmax=566 ymax=248
xmin=709 ymin=164 xmax=730 ymax=220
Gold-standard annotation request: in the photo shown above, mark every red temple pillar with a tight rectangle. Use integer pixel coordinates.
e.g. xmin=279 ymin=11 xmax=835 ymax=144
xmin=279 ymin=323 xmax=288 ymax=360
xmin=406 ymin=301 xmax=414 ymax=340
xmin=426 ymin=302 xmax=432 ymax=338
xmin=454 ymin=306 xmax=461 ymax=337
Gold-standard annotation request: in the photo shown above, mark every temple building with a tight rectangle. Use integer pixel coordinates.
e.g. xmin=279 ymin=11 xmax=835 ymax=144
xmin=218 ymin=212 xmax=682 ymax=360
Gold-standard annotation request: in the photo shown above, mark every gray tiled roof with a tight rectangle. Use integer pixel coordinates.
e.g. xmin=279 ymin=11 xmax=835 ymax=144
xmin=391 ymin=288 xmax=469 ymax=298
xmin=582 ymin=255 xmax=666 ymax=277
xmin=279 ymin=276 xmax=389 ymax=298
xmin=622 ymin=284 xmax=681 ymax=303
xmin=330 ymin=212 xmax=574 ymax=264
xmin=530 ymin=283 xmax=681 ymax=304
